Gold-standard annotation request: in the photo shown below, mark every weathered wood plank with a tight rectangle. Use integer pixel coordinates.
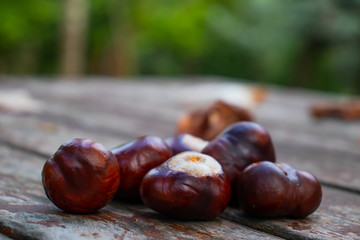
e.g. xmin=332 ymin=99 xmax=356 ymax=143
xmin=256 ymin=92 xmax=360 ymax=157
xmin=1 ymin=79 xmax=359 ymax=192
xmin=222 ymin=186 xmax=360 ymax=240
xmin=0 ymin=113 xmax=131 ymax=156
xmin=2 ymin=77 xmax=360 ymax=150
xmin=4 ymin=77 xmax=359 ymax=156
xmin=0 ymin=78 xmax=359 ymax=239
xmin=275 ymin=141 xmax=360 ymax=193
xmin=2 ymin=109 xmax=358 ymax=193
xmin=2 ymin=78 xmax=359 ymax=149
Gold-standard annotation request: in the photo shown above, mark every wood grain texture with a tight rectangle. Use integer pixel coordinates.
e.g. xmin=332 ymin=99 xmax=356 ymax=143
xmin=0 ymin=78 xmax=359 ymax=191
xmin=223 ymin=186 xmax=360 ymax=240
xmin=0 ymin=77 xmax=359 ymax=239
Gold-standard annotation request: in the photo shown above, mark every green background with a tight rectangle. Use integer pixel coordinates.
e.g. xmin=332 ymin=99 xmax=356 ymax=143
xmin=1 ymin=0 xmax=359 ymax=93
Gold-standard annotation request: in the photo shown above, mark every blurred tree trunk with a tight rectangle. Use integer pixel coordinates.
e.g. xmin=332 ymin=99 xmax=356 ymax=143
xmin=60 ymin=0 xmax=88 ymax=77
xmin=105 ymin=0 xmax=136 ymax=76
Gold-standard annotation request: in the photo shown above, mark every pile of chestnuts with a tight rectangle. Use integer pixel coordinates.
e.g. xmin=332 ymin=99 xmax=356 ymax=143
xmin=42 ymin=121 xmax=322 ymax=220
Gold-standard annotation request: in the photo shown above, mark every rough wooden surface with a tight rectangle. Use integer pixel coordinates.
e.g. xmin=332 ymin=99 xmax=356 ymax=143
xmin=0 ymin=77 xmax=359 ymax=240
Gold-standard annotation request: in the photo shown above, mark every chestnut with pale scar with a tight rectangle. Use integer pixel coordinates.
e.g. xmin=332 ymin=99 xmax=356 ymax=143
xmin=140 ymin=151 xmax=231 ymax=220
xmin=168 ymin=152 xmax=221 ymax=177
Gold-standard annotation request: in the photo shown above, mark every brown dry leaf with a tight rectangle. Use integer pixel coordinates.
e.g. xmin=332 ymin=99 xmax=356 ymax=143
xmin=310 ymin=100 xmax=360 ymax=121
xmin=176 ymin=100 xmax=254 ymax=140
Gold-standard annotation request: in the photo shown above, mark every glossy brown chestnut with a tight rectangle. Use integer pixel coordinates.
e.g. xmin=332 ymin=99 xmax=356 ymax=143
xmin=176 ymin=100 xmax=254 ymax=140
xmin=140 ymin=151 xmax=231 ymax=220
xmin=202 ymin=121 xmax=275 ymax=201
xmin=165 ymin=134 xmax=209 ymax=155
xmin=238 ymin=161 xmax=322 ymax=218
xmin=42 ymin=138 xmax=120 ymax=213
xmin=111 ymin=136 xmax=172 ymax=202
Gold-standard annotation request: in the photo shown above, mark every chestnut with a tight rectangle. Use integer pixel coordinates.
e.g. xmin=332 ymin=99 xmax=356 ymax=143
xmin=42 ymin=138 xmax=120 ymax=213
xmin=111 ymin=136 xmax=172 ymax=202
xmin=202 ymin=121 xmax=275 ymax=201
xmin=140 ymin=151 xmax=231 ymax=220
xmin=165 ymin=134 xmax=209 ymax=155
xmin=238 ymin=161 xmax=322 ymax=218
xmin=176 ymin=100 xmax=254 ymax=140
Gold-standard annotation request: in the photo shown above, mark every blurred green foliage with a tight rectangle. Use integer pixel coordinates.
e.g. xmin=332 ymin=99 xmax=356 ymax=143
xmin=0 ymin=0 xmax=60 ymax=73
xmin=0 ymin=0 xmax=359 ymax=93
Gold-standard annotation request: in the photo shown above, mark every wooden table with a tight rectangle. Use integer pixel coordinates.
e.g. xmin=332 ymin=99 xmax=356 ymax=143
xmin=0 ymin=77 xmax=359 ymax=240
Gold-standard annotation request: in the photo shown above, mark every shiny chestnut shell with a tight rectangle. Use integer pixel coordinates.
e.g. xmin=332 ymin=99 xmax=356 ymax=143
xmin=140 ymin=152 xmax=231 ymax=220
xmin=238 ymin=161 xmax=322 ymax=218
xmin=42 ymin=138 xmax=120 ymax=213
xmin=165 ymin=134 xmax=208 ymax=155
xmin=111 ymin=136 xmax=172 ymax=202
xmin=202 ymin=122 xmax=276 ymax=201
